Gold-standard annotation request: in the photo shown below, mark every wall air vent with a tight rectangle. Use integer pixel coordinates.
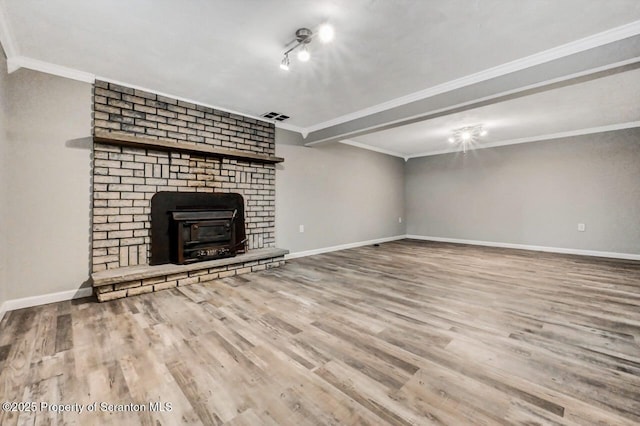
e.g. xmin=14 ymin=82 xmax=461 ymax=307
xmin=261 ymin=112 xmax=290 ymax=122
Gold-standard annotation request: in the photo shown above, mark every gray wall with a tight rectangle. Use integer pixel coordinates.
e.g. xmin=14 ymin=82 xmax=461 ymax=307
xmin=275 ymin=127 xmax=306 ymax=146
xmin=276 ymin=129 xmax=406 ymax=254
xmin=0 ymin=47 xmax=8 ymax=306
xmin=2 ymin=67 xmax=637 ymax=306
xmin=405 ymin=129 xmax=640 ymax=254
xmin=5 ymin=68 xmax=92 ymax=300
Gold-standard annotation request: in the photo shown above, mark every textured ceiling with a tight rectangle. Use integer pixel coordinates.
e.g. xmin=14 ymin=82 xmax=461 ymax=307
xmin=349 ymin=67 xmax=640 ymax=158
xmin=4 ymin=0 xmax=640 ymax=129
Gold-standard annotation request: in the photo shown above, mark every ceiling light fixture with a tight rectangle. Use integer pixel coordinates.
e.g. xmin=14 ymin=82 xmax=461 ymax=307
xmin=318 ymin=23 xmax=335 ymax=43
xmin=448 ymin=124 xmax=488 ymax=153
xmin=280 ymin=54 xmax=290 ymax=71
xmin=279 ymin=24 xmax=334 ymax=70
xmin=297 ymin=45 xmax=310 ymax=62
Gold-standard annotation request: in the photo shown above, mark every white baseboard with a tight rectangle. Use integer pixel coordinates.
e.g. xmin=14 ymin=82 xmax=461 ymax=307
xmin=285 ymin=235 xmax=406 ymax=260
xmin=0 ymin=287 xmax=94 ymax=322
xmin=406 ymin=235 xmax=640 ymax=261
xmin=1 ymin=235 xmax=635 ymax=320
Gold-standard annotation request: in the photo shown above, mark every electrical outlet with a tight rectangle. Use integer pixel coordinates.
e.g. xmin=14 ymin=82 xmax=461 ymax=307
xmin=299 ymin=225 xmax=304 ymax=233
xmin=577 ymin=223 xmax=586 ymax=232
xmin=398 ymin=217 xmax=402 ymax=223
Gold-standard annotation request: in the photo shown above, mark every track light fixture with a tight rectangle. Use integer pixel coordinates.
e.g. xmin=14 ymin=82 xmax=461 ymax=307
xmin=318 ymin=23 xmax=334 ymax=43
xmin=279 ymin=24 xmax=334 ymax=71
xmin=280 ymin=54 xmax=290 ymax=70
xmin=448 ymin=124 xmax=488 ymax=153
xmin=297 ymin=45 xmax=310 ymax=62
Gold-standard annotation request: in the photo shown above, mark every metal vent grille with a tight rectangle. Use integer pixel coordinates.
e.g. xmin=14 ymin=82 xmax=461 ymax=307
xmin=261 ymin=112 xmax=290 ymax=121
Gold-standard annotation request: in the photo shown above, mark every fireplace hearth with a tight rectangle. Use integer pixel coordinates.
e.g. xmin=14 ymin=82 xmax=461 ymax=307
xmin=151 ymin=192 xmax=247 ymax=265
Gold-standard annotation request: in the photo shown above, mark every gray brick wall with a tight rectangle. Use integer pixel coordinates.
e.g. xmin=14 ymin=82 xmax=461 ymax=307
xmin=92 ymin=81 xmax=276 ymax=272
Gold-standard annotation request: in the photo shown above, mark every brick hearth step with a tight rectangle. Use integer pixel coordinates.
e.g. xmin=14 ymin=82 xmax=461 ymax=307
xmin=91 ymin=247 xmax=288 ymax=301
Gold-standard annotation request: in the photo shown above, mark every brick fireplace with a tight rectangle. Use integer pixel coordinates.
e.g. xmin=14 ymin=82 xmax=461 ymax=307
xmin=90 ymin=81 xmax=287 ymax=301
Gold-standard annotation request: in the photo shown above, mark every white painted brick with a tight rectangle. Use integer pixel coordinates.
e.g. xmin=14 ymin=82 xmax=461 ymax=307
xmin=94 ymin=192 xmax=121 ymax=200
xmin=107 ymin=215 xmax=133 ymax=223
xmin=178 ymin=277 xmax=199 ymax=286
xmin=138 ymin=245 xmax=147 ymax=265
xmin=134 ymin=155 xmax=158 ymax=164
xmin=107 ymin=200 xmax=133 ymax=207
xmin=119 ymin=247 xmax=129 ymax=267
xmin=128 ymin=285 xmax=153 ymax=296
xmin=94 ymin=175 xmax=120 ymax=184
xmin=129 ymin=245 xmax=138 ymax=266
xmin=134 ymin=185 xmax=157 ymax=192
xmin=94 ymin=159 xmax=121 ymax=168
xmin=121 ymin=161 xmax=145 ymax=170
xmin=120 ymin=222 xmax=144 ymax=230
xmin=120 ymin=237 xmax=144 ymax=245
xmin=97 ymin=289 xmax=128 ymax=302
xmin=121 ymin=192 xmax=146 ymax=200
xmin=108 ymin=184 xmax=134 ymax=192
xmin=154 ymin=281 xmax=178 ymax=291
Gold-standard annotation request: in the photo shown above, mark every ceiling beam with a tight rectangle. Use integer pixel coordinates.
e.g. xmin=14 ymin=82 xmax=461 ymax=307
xmin=304 ymin=33 xmax=640 ymax=147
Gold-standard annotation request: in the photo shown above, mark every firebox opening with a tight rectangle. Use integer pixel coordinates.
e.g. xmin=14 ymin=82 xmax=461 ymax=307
xmin=151 ymin=192 xmax=247 ymax=265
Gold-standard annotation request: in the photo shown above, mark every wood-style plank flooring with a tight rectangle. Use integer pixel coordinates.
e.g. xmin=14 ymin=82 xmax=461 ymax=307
xmin=0 ymin=239 xmax=639 ymax=425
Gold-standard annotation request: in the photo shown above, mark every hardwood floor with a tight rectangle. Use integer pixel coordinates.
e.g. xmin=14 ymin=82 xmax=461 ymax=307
xmin=0 ymin=239 xmax=639 ymax=425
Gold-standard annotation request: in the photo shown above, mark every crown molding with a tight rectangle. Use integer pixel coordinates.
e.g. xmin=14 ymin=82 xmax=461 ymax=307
xmin=403 ymin=121 xmax=640 ymax=160
xmin=4 ymin=55 xmax=284 ymax=129
xmin=339 ymin=139 xmax=406 ymax=159
xmin=274 ymin=121 xmax=306 ymax=134
xmin=4 ymin=53 xmax=276 ymax=125
xmin=2 ymin=16 xmax=639 ymax=138
xmin=303 ymin=20 xmax=640 ymax=135
xmin=304 ymin=56 xmax=640 ymax=147
xmin=0 ymin=3 xmax=18 ymax=59
xmin=7 ymin=55 xmax=95 ymax=82
xmin=2 ymin=59 xmax=276 ymax=126
xmin=5 ymin=54 xmax=277 ymax=125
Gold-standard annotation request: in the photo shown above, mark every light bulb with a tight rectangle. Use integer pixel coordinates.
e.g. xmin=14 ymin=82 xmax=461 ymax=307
xmin=480 ymin=129 xmax=488 ymax=137
xmin=297 ymin=46 xmax=310 ymax=62
xmin=318 ymin=24 xmax=334 ymax=43
xmin=448 ymin=137 xmax=455 ymax=143
xmin=461 ymin=131 xmax=471 ymax=141
xmin=280 ymin=55 xmax=290 ymax=71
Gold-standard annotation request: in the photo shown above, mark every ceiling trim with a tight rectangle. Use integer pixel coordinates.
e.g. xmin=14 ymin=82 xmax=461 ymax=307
xmin=0 ymin=0 xmax=277 ymax=127
xmin=303 ymin=19 xmax=640 ymax=135
xmin=2 ymin=52 xmax=277 ymax=125
xmin=274 ymin=121 xmax=306 ymax=134
xmin=305 ymin=56 xmax=640 ymax=147
xmin=0 ymin=3 xmax=18 ymax=58
xmin=8 ymin=56 xmax=95 ymax=82
xmin=2 ymin=6 xmax=638 ymax=137
xmin=403 ymin=121 xmax=640 ymax=160
xmin=339 ymin=139 xmax=406 ymax=159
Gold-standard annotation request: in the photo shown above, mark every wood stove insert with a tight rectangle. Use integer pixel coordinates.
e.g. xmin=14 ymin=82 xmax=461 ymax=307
xmin=170 ymin=209 xmax=237 ymax=264
xmin=151 ymin=192 xmax=246 ymax=265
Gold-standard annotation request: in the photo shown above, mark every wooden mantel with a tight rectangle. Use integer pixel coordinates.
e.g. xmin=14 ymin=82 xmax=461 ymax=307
xmin=94 ymin=131 xmax=284 ymax=164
